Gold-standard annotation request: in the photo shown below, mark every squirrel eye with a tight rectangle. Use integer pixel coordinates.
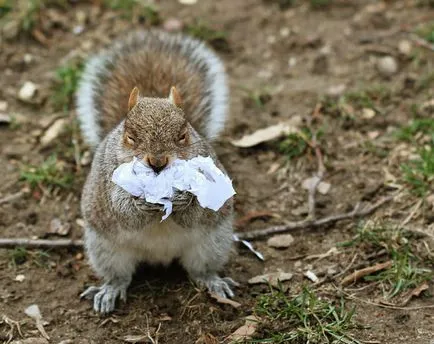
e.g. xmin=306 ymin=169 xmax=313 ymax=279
xmin=178 ymin=133 xmax=187 ymax=144
xmin=126 ymin=135 xmax=135 ymax=145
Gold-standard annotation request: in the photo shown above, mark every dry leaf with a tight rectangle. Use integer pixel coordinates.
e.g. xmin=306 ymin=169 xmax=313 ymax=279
xmin=0 ymin=113 xmax=11 ymax=124
xmin=24 ymin=304 xmax=50 ymax=340
xmin=48 ymin=218 xmax=71 ymax=236
xmin=195 ymin=333 xmax=219 ymax=344
xmin=400 ymin=282 xmax=429 ymax=306
xmin=210 ymin=293 xmax=241 ymax=308
xmin=40 ymin=118 xmax=68 ymax=148
xmin=248 ymin=271 xmax=293 ymax=288
xmin=231 ymin=122 xmax=298 ymax=148
xmin=227 ymin=315 xmax=260 ymax=343
xmin=123 ymin=335 xmax=148 ymax=343
xmin=267 ymin=234 xmax=294 ymax=248
xmin=11 ymin=338 xmax=48 ymax=344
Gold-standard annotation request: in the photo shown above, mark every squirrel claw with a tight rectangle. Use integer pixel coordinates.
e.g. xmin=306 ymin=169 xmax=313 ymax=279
xmin=80 ymin=286 xmax=101 ymax=300
xmin=80 ymin=284 xmax=128 ymax=314
xmin=197 ymin=275 xmax=238 ymax=299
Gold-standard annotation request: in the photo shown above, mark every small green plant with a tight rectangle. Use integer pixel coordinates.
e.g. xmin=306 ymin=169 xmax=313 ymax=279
xmin=279 ymin=129 xmax=311 ymax=160
xmin=310 ymin=0 xmax=331 ymax=8
xmin=395 ymin=118 xmax=434 ymax=142
xmin=104 ymin=0 xmax=160 ymax=25
xmin=416 ymin=69 xmax=434 ymax=91
xmin=240 ymin=86 xmax=272 ymax=108
xmin=0 ymin=0 xmax=13 ymax=19
xmin=20 ymin=155 xmax=73 ymax=190
xmin=51 ymin=61 xmax=84 ymax=111
xmin=343 ymin=85 xmax=390 ymax=110
xmin=339 ymin=221 xmax=410 ymax=252
xmin=0 ymin=0 xmax=69 ymax=33
xmin=339 ymin=222 xmax=433 ymax=298
xmin=253 ymin=286 xmax=361 ymax=343
xmin=186 ymin=19 xmax=227 ymax=43
xmin=416 ymin=21 xmax=434 ymax=43
xmin=365 ymin=250 xmax=432 ymax=299
xmin=401 ymin=146 xmax=434 ymax=197
xmin=9 ymin=247 xmax=51 ymax=268
xmin=9 ymin=247 xmax=28 ymax=266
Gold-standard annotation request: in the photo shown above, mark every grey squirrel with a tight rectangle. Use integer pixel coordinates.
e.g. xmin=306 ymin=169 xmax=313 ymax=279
xmin=76 ymin=30 xmax=237 ymax=314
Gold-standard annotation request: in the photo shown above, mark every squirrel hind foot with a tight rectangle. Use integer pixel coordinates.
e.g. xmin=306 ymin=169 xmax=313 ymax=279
xmin=80 ymin=283 xmax=128 ymax=314
xmin=196 ymin=275 xmax=239 ymax=299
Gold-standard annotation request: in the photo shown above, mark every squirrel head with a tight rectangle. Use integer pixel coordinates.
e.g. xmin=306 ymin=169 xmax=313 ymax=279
xmin=122 ymin=86 xmax=191 ymax=173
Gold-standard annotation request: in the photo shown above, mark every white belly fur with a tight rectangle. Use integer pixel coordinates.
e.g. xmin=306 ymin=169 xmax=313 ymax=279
xmin=112 ymin=219 xmax=203 ymax=266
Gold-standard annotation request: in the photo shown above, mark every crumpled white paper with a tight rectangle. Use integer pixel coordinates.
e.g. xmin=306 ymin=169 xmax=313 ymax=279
xmin=112 ymin=156 xmax=236 ymax=220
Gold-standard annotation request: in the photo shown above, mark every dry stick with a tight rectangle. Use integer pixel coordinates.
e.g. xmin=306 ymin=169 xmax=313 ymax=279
xmin=340 ymin=288 xmax=434 ymax=311
xmin=235 ymin=195 xmax=395 ymax=240
xmin=0 ymin=238 xmax=84 ymax=249
xmin=307 ymin=134 xmax=325 ymax=220
xmin=340 ymin=261 xmax=392 ymax=287
xmin=0 ymin=196 xmax=395 ymax=248
xmin=0 ymin=191 xmax=26 ymax=206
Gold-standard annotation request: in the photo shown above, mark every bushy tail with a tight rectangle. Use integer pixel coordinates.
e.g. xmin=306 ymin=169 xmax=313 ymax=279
xmin=75 ymin=30 xmax=229 ymax=149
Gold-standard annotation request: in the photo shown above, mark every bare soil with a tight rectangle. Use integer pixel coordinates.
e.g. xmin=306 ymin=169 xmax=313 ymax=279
xmin=1 ymin=1 xmax=433 ymax=343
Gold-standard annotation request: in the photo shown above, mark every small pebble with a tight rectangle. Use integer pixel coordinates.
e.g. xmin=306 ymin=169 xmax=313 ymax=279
xmin=267 ymin=234 xmax=295 ymax=248
xmin=326 ymin=84 xmax=346 ymax=97
xmin=15 ymin=274 xmax=25 ymax=282
xmin=398 ymin=40 xmax=412 ymax=56
xmin=376 ymin=56 xmax=398 ymax=77
xmin=0 ymin=100 xmax=8 ymax=112
xmin=18 ymin=82 xmax=38 ymax=103
xmin=362 ymin=108 xmax=376 ymax=119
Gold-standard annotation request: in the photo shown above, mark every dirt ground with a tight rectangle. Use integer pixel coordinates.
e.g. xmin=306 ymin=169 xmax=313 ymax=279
xmin=1 ymin=0 xmax=434 ymax=343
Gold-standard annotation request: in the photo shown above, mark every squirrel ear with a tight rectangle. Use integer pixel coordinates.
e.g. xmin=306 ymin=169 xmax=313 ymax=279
xmin=168 ymin=86 xmax=183 ymax=108
xmin=128 ymin=87 xmax=140 ymax=112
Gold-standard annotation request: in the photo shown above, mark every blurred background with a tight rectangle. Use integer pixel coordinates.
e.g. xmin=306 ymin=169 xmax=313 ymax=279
xmin=0 ymin=1 xmax=433 ymax=343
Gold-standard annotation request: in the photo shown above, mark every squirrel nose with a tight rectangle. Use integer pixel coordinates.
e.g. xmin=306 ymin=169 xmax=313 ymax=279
xmin=146 ymin=155 xmax=169 ymax=173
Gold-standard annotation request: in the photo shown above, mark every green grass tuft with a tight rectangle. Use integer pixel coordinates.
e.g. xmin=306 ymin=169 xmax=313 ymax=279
xmin=310 ymin=0 xmax=331 ymax=9
xmin=395 ymin=119 xmax=434 ymax=142
xmin=416 ymin=21 xmax=434 ymax=43
xmin=20 ymin=154 xmax=73 ymax=190
xmin=364 ymin=249 xmax=432 ymax=299
xmin=51 ymin=61 xmax=84 ymax=111
xmin=104 ymin=0 xmax=160 ymax=24
xmin=185 ymin=19 xmax=227 ymax=43
xmin=9 ymin=247 xmax=28 ymax=266
xmin=339 ymin=222 xmax=433 ymax=298
xmin=253 ymin=286 xmax=361 ymax=343
xmin=401 ymin=145 xmax=434 ymax=197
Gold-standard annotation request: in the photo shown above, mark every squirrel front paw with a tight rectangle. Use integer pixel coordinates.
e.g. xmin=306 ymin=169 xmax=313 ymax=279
xmin=80 ymin=282 xmax=128 ymax=314
xmin=195 ymin=275 xmax=239 ymax=299
xmin=133 ymin=198 xmax=164 ymax=212
xmin=172 ymin=191 xmax=195 ymax=211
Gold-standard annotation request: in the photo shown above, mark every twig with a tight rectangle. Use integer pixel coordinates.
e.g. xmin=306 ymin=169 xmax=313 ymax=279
xmin=400 ymin=199 xmax=423 ymax=228
xmin=0 ymin=191 xmax=26 ymax=206
xmin=0 ymin=238 xmax=84 ymax=249
xmin=409 ymin=33 xmax=434 ymax=52
xmin=340 ymin=288 xmax=434 ymax=311
xmin=235 ymin=195 xmax=395 ymax=240
xmin=340 ymin=261 xmax=392 ymax=287
xmin=333 ymin=253 xmax=359 ymax=279
xmin=307 ymin=134 xmax=326 ymax=220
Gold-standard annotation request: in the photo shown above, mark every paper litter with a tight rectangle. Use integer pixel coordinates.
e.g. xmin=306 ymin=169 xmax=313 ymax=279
xmin=112 ymin=156 xmax=236 ymax=220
